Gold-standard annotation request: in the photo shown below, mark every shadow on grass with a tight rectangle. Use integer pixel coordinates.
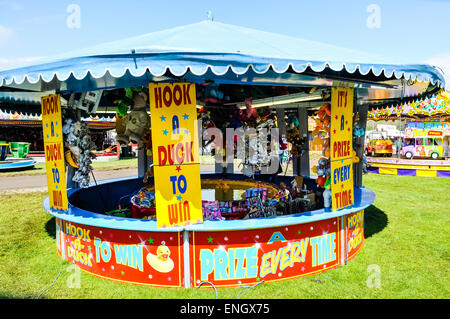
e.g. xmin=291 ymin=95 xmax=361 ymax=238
xmin=0 ymin=294 xmax=47 ymax=299
xmin=45 ymin=217 xmax=56 ymax=239
xmin=364 ymin=205 xmax=388 ymax=238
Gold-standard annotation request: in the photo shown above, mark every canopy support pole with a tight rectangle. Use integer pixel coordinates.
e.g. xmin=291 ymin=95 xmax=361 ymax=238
xmin=276 ymin=108 xmax=287 ymax=139
xmin=138 ymin=147 xmax=147 ymax=177
xmin=295 ymin=106 xmax=310 ymax=176
xmin=354 ymin=97 xmax=368 ymax=188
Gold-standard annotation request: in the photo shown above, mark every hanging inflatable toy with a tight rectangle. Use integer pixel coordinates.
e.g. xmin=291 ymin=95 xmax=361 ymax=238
xmin=353 ymin=125 xmax=365 ymax=137
xmin=146 ymin=241 xmax=175 ymax=273
xmin=65 ymin=149 xmax=79 ymax=168
xmin=352 ymin=149 xmax=360 ymax=163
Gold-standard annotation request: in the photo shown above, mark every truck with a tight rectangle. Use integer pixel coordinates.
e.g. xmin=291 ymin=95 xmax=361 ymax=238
xmin=364 ymin=132 xmax=393 ymax=157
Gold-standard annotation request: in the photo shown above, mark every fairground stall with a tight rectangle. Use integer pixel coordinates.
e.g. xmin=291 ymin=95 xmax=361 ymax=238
xmin=0 ymin=20 xmax=445 ymax=288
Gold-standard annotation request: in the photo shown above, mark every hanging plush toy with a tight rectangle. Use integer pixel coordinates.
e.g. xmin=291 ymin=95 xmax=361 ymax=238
xmin=114 ymin=89 xmax=132 ymax=143
xmin=286 ymin=128 xmax=306 ymax=157
xmin=285 ymin=114 xmax=307 ymax=157
xmin=312 ymin=103 xmax=331 ymax=158
xmin=352 ymin=112 xmax=365 ymax=137
xmin=313 ymin=157 xmax=331 ymax=188
xmin=117 ymin=88 xmax=150 ymax=148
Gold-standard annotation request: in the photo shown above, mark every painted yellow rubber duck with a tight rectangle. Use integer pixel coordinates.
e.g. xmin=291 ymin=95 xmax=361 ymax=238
xmin=147 ymin=241 xmax=174 ymax=273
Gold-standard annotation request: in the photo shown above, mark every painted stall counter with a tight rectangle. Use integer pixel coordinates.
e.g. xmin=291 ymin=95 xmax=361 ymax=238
xmin=44 ymin=176 xmax=375 ymax=288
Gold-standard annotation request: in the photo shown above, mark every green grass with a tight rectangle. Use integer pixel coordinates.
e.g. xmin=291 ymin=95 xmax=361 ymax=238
xmin=0 ymin=174 xmax=449 ymax=299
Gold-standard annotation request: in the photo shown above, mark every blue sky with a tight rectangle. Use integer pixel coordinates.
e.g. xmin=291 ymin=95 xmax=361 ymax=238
xmin=0 ymin=0 xmax=449 ymax=84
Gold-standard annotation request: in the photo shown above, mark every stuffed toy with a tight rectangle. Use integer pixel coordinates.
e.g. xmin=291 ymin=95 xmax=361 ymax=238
xmin=117 ymin=89 xmax=151 ymax=148
xmin=312 ymin=103 xmax=331 ymax=157
xmin=285 ymin=115 xmax=308 ymax=157
xmin=313 ymin=157 xmax=331 ymax=188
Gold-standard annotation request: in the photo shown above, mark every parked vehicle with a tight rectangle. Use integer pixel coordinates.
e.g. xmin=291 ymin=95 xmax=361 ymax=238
xmin=365 ymin=138 xmax=393 ymax=157
xmin=403 ymin=122 xmax=446 ymax=159
xmin=402 ymin=136 xmax=443 ymax=159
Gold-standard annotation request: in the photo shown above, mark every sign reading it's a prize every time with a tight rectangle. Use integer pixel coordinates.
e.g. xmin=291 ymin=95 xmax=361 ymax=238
xmin=330 ymin=87 xmax=354 ymax=211
xmin=41 ymin=94 xmax=68 ymax=211
xmin=149 ymin=83 xmax=203 ymax=228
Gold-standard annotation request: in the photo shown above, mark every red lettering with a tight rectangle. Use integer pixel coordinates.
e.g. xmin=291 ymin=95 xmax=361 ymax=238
xmin=167 ymin=144 xmax=175 ymax=165
xmin=183 ymin=201 xmax=190 ymax=221
xmin=175 ymin=143 xmax=184 ymax=164
xmin=187 ymin=141 xmax=194 ymax=162
xmin=173 ymin=85 xmax=182 ymax=106
xmin=334 ymin=192 xmax=341 ymax=209
xmin=334 ymin=189 xmax=353 ymax=210
xmin=56 ymin=143 xmax=61 ymax=160
xmin=157 ymin=142 xmax=195 ymax=166
xmin=45 ymin=143 xmax=62 ymax=161
xmin=183 ymin=84 xmax=192 ymax=105
xmin=52 ymin=96 xmax=59 ymax=114
xmin=152 ymin=83 xmax=193 ymax=109
xmin=42 ymin=99 xmax=48 ymax=115
xmin=49 ymin=97 xmax=53 ymax=114
xmin=168 ymin=201 xmax=191 ymax=225
xmin=333 ymin=140 xmax=351 ymax=158
xmin=42 ymin=96 xmax=59 ymax=116
xmin=154 ymin=87 xmax=163 ymax=108
xmin=157 ymin=145 xmax=167 ymax=165
xmin=53 ymin=190 xmax=62 ymax=207
xmin=163 ymin=85 xmax=172 ymax=107
xmin=338 ymin=91 xmax=347 ymax=107
xmin=168 ymin=203 xmax=178 ymax=225
xmin=342 ymin=190 xmax=348 ymax=207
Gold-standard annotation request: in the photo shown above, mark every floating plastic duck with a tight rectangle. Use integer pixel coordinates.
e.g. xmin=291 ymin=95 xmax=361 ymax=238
xmin=147 ymin=241 xmax=174 ymax=273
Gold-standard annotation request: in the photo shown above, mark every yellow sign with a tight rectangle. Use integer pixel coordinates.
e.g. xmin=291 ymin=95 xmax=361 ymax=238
xmin=41 ymin=94 xmax=68 ymax=211
xmin=153 ymin=164 xmax=202 ymax=228
xmin=149 ymin=83 xmax=203 ymax=228
xmin=330 ymin=87 xmax=354 ymax=211
xmin=331 ymin=158 xmax=354 ymax=210
xmin=330 ymin=87 xmax=353 ymax=161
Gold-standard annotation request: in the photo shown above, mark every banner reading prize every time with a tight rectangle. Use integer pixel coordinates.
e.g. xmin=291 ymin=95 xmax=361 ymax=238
xmin=149 ymin=83 xmax=203 ymax=228
xmin=330 ymin=87 xmax=354 ymax=211
xmin=41 ymin=94 xmax=68 ymax=211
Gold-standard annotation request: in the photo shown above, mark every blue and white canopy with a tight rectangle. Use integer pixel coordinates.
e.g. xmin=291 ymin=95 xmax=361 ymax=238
xmin=0 ymin=20 xmax=445 ymax=102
